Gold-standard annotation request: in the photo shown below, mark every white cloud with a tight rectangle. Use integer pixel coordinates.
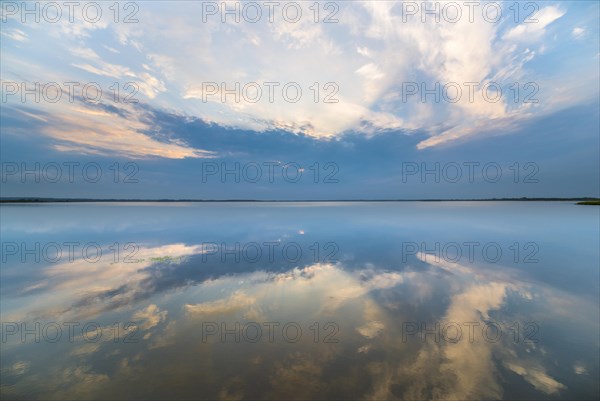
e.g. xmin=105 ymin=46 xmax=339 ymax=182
xmin=42 ymin=104 xmax=213 ymax=159
xmin=572 ymin=27 xmax=585 ymax=39
xmin=503 ymin=6 xmax=566 ymax=42
xmin=2 ymin=0 xmax=591 ymax=152
xmin=1 ymin=28 xmax=28 ymax=42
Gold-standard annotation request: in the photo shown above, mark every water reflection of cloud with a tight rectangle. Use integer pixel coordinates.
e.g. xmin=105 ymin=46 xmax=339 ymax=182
xmin=4 ymin=243 xmax=205 ymax=322
xmin=504 ymin=362 xmax=566 ymax=395
xmin=2 ymin=244 xmax=598 ymax=400
xmin=132 ymin=304 xmax=168 ymax=331
xmin=185 ymin=292 xmax=260 ymax=320
xmin=361 ymin=252 xmax=588 ymax=400
xmin=356 ymin=321 xmax=385 ymax=339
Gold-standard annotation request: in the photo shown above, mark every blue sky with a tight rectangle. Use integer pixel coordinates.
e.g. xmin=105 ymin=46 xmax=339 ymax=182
xmin=1 ymin=0 xmax=599 ymax=199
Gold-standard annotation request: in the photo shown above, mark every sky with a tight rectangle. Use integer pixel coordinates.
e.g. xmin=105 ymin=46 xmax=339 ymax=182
xmin=1 ymin=0 xmax=599 ymax=199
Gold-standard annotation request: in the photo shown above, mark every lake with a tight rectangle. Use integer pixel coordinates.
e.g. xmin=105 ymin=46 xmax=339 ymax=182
xmin=1 ymin=202 xmax=598 ymax=400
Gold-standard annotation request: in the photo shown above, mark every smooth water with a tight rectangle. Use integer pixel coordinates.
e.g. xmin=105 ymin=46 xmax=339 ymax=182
xmin=1 ymin=202 xmax=598 ymax=400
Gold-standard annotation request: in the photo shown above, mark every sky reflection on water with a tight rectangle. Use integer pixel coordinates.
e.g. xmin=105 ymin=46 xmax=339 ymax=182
xmin=1 ymin=202 xmax=598 ymax=400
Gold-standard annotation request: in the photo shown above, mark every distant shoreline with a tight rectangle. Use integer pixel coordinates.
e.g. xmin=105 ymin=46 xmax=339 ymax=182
xmin=1 ymin=197 xmax=599 ymax=204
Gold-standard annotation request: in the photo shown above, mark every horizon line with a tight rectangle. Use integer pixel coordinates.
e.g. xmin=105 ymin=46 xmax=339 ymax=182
xmin=1 ymin=197 xmax=599 ymax=203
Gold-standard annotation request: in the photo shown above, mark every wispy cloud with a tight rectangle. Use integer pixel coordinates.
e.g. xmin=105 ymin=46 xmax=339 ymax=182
xmin=1 ymin=1 xmax=597 ymax=155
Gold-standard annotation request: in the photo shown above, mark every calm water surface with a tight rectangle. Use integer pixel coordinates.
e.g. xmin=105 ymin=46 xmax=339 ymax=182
xmin=1 ymin=202 xmax=598 ymax=400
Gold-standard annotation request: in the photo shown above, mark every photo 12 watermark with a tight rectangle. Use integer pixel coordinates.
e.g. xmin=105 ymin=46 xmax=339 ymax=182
xmin=1 ymin=321 xmax=140 ymax=344
xmin=1 ymin=242 xmax=142 ymax=264
xmin=401 ymin=162 xmax=539 ymax=184
xmin=400 ymin=81 xmax=539 ymax=104
xmin=197 ymin=81 xmax=339 ymax=104
xmin=200 ymin=161 xmax=339 ymax=184
xmin=1 ymin=162 xmax=140 ymax=184
xmin=403 ymin=241 xmax=540 ymax=264
xmin=1 ymin=81 xmax=140 ymax=104
xmin=199 ymin=241 xmax=339 ymax=264
xmin=200 ymin=321 xmax=340 ymax=343
xmin=1 ymin=1 xmax=140 ymax=24
xmin=199 ymin=1 xmax=339 ymax=24
xmin=397 ymin=1 xmax=542 ymax=24
xmin=402 ymin=320 xmax=540 ymax=344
